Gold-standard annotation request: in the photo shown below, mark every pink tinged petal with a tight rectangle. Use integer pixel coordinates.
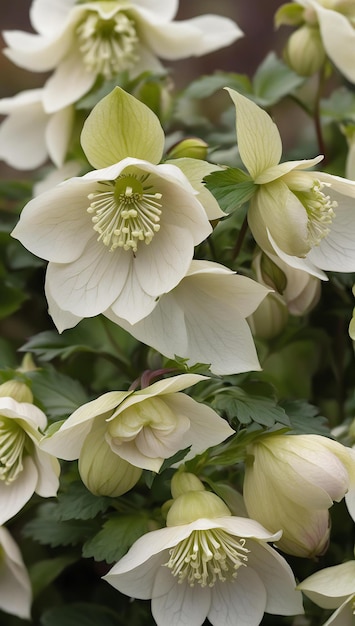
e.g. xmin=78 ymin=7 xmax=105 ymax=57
xmin=32 ymin=448 xmax=60 ymax=497
xmin=46 ymin=105 xmax=74 ymax=167
xmin=163 ymin=393 xmax=234 ymax=462
xmin=298 ymin=561 xmax=355 ymax=609
xmin=45 ymin=242 xmax=131 ymax=318
xmin=0 ymin=527 xmax=32 ymax=619
xmin=314 ymin=4 xmax=355 ymax=83
xmin=307 ymin=193 xmax=355 ymax=272
xmin=43 ymin=50 xmax=96 ymax=113
xmin=152 ymin=569 xmax=211 ymax=626
xmin=226 ymin=89 xmax=282 ymax=179
xmin=2 ymin=29 xmax=73 ymax=72
xmin=0 ymin=457 xmax=38 ymax=525
xmin=11 ymin=178 xmax=96 ymax=263
xmin=246 ymin=541 xmax=304 ymax=615
xmin=267 ymin=229 xmax=328 ymax=279
xmin=0 ymin=96 xmax=48 ymax=170
xmin=30 ymin=0 xmax=76 ymax=36
xmin=208 ymin=567 xmax=266 ymax=626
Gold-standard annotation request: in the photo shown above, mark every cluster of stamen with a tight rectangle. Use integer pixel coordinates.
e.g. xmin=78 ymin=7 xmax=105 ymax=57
xmin=0 ymin=418 xmax=26 ymax=484
xmin=303 ymin=180 xmax=337 ymax=247
xmin=165 ymin=529 xmax=249 ymax=588
xmin=77 ymin=10 xmax=139 ymax=79
xmin=88 ymin=175 xmax=163 ymax=252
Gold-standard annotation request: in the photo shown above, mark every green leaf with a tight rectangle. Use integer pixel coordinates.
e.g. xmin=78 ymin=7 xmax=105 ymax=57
xmin=82 ymin=513 xmax=150 ymax=564
xmin=21 ymin=316 xmax=137 ymax=366
xmin=23 ymin=366 xmax=88 ymax=420
xmin=204 ymin=168 xmax=255 ymax=213
xmin=183 ymin=72 xmax=252 ymax=100
xmin=253 ymin=52 xmax=304 ymax=106
xmin=55 ymin=481 xmax=112 ymax=521
xmin=40 ymin=603 xmax=121 ymax=626
xmin=280 ymin=399 xmax=331 ymax=435
xmin=23 ymin=503 xmax=99 ymax=548
xmin=213 ymin=389 xmax=290 ymax=428
xmin=321 ymin=87 xmax=355 ymax=123
xmin=0 ymin=278 xmax=27 ymax=319
xmin=81 ymin=86 xmax=165 ymax=168
xmin=29 ymin=554 xmax=78 ymax=598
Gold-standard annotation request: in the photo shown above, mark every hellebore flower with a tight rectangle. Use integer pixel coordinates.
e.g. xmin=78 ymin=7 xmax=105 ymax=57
xmin=0 ymin=526 xmax=32 ymax=619
xmin=104 ymin=488 xmax=303 ymax=626
xmin=243 ymin=433 xmax=355 ymax=557
xmin=40 ymin=374 xmax=234 ymax=479
xmin=0 ymin=382 xmax=60 ymax=525
xmin=12 ymin=87 xmax=214 ymax=327
xmin=0 ymin=89 xmax=73 ymax=170
xmin=227 ymin=88 xmax=355 ymax=278
xmin=276 ymin=0 xmax=355 ymax=83
xmin=104 ymin=260 xmax=270 ymax=375
xmin=3 ymin=0 xmax=243 ymax=112
xmin=298 ymin=561 xmax=355 ymax=626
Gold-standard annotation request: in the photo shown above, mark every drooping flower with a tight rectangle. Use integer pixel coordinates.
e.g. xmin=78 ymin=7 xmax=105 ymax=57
xmin=0 ymin=526 xmax=32 ymax=619
xmin=104 ymin=485 xmax=304 ymax=626
xmin=12 ymin=87 xmax=216 ymax=327
xmin=298 ymin=561 xmax=355 ymax=626
xmin=103 ymin=260 xmax=270 ymax=375
xmin=0 ymin=381 xmax=60 ymax=525
xmin=276 ymin=0 xmax=355 ymax=83
xmin=226 ymin=88 xmax=355 ymax=278
xmin=2 ymin=0 xmax=243 ymax=112
xmin=243 ymin=433 xmax=355 ymax=557
xmin=0 ymin=89 xmax=73 ymax=170
xmin=40 ymin=374 xmax=234 ymax=480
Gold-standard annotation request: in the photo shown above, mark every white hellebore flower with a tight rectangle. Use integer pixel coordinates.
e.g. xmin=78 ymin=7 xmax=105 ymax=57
xmin=243 ymin=433 xmax=355 ymax=557
xmin=2 ymin=0 xmax=243 ymax=112
xmin=12 ymin=87 xmax=216 ymax=328
xmin=104 ymin=489 xmax=304 ymax=626
xmin=0 ymin=89 xmax=73 ymax=170
xmin=0 ymin=526 xmax=32 ymax=619
xmin=0 ymin=382 xmax=60 ymax=525
xmin=227 ymin=88 xmax=355 ymax=278
xmin=41 ymin=374 xmax=234 ymax=477
xmin=277 ymin=0 xmax=355 ymax=83
xmin=104 ymin=260 xmax=270 ymax=375
xmin=298 ymin=561 xmax=355 ymax=626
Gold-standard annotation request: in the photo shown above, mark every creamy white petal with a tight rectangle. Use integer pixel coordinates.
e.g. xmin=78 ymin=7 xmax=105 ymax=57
xmin=34 ymin=160 xmax=82 ymax=196
xmin=30 ymin=0 xmax=76 ymax=36
xmin=46 ymin=280 xmax=83 ymax=333
xmin=3 ymin=29 xmax=73 ymax=72
xmin=169 ymin=158 xmax=226 ymax=220
xmin=0 ymin=98 xmax=48 ymax=170
xmin=0 ymin=527 xmax=32 ymax=619
xmin=109 ymin=439 xmax=164 ymax=473
xmin=46 ymin=105 xmax=73 ymax=167
xmin=152 ymin=569 xmax=211 ymax=626
xmin=208 ymin=568 xmax=266 ymax=626
xmin=46 ymin=236 xmax=131 ymax=317
xmin=110 ymin=270 xmax=158 ymax=324
xmin=0 ymin=457 xmax=38 ymax=525
xmin=32 ymin=447 xmax=60 ymax=497
xmin=0 ymin=397 xmax=47 ymax=431
xmin=314 ymin=2 xmax=355 ymax=83
xmin=43 ymin=49 xmax=96 ymax=112
xmin=105 ymin=551 xmax=168 ymax=599
xmin=12 ymin=178 xmax=95 ymax=263
xmin=40 ymin=419 xmax=93 ymax=460
xmin=132 ymin=0 xmax=178 ymax=22
xmin=255 ymin=155 xmax=324 ymax=185
xmin=298 ymin=561 xmax=355 ymax=609
xmin=267 ymin=230 xmax=328 ymax=279
xmin=322 ymin=598 xmax=354 ymax=626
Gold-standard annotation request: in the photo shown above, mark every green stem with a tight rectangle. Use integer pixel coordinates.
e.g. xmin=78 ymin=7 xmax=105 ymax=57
xmin=232 ymin=215 xmax=249 ymax=262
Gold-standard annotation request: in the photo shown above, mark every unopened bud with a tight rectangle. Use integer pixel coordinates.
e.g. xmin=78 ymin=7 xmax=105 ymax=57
xmin=171 ymin=471 xmax=205 ymax=499
xmin=167 ymin=137 xmax=208 ymax=160
xmin=0 ymin=380 xmax=33 ymax=404
xmin=285 ymin=25 xmax=325 ymax=76
xmin=166 ymin=490 xmax=231 ymax=526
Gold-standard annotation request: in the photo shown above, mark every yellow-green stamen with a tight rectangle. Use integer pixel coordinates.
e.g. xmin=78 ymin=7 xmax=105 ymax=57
xmin=0 ymin=418 xmax=26 ymax=484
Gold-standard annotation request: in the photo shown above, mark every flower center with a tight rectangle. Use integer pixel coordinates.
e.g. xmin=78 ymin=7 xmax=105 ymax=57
xmin=290 ymin=179 xmax=337 ymax=247
xmin=87 ymin=175 xmax=162 ymax=252
xmin=0 ymin=417 xmax=26 ymax=484
xmin=165 ymin=529 xmax=249 ymax=588
xmin=76 ymin=9 xmax=139 ymax=79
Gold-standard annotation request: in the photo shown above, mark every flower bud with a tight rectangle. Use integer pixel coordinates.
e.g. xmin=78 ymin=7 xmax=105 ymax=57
xmin=166 ymin=490 xmax=231 ymax=527
xmin=79 ymin=421 xmax=142 ymax=497
xmin=170 ymin=471 xmax=205 ymax=499
xmin=248 ymin=292 xmax=288 ymax=340
xmin=284 ymin=25 xmax=325 ymax=76
xmin=0 ymin=381 xmax=33 ymax=404
xmin=167 ymin=137 xmax=209 ymax=160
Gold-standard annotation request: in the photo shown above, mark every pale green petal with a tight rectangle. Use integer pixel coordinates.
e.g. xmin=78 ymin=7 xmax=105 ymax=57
xmin=226 ymin=88 xmax=282 ymax=179
xmin=167 ymin=158 xmax=226 ymax=219
xmin=315 ymin=3 xmax=355 ymax=83
xmin=248 ymin=180 xmax=310 ymax=257
xmin=298 ymin=561 xmax=355 ymax=608
xmin=256 ymin=155 xmax=323 ymax=185
xmin=81 ymin=87 xmax=165 ymax=169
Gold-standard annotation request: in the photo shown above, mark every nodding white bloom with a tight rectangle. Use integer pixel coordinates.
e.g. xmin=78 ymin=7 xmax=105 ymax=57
xmin=0 ymin=383 xmax=60 ymax=525
xmin=12 ymin=87 xmax=215 ymax=328
xmin=0 ymin=89 xmax=73 ymax=170
xmin=104 ymin=260 xmax=270 ymax=375
xmin=40 ymin=374 xmax=234 ymax=476
xmin=0 ymin=526 xmax=32 ymax=619
xmin=298 ymin=561 xmax=355 ymax=626
xmin=104 ymin=489 xmax=304 ymax=626
xmin=3 ymin=0 xmax=243 ymax=112
xmin=276 ymin=0 xmax=355 ymax=83
xmin=227 ymin=88 xmax=355 ymax=278
xmin=243 ymin=433 xmax=355 ymax=557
